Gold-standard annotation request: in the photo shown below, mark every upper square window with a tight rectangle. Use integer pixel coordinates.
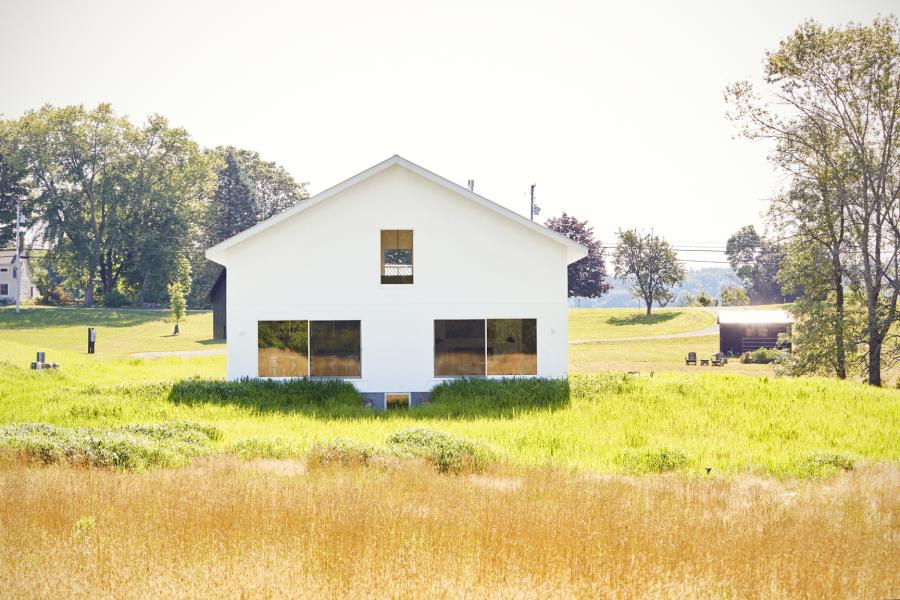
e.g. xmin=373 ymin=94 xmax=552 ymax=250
xmin=381 ymin=230 xmax=413 ymax=284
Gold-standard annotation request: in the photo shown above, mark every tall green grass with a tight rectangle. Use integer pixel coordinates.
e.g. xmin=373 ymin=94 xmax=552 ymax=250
xmin=0 ymin=352 xmax=897 ymax=476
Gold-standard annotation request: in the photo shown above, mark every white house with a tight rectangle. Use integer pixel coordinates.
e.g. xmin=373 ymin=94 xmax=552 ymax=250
xmin=0 ymin=249 xmax=36 ymax=304
xmin=205 ymin=155 xmax=587 ymax=409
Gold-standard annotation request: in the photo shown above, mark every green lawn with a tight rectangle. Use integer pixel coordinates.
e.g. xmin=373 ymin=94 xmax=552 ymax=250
xmin=0 ymin=306 xmax=897 ymax=477
xmin=570 ymin=335 xmax=775 ymax=376
xmin=0 ymin=306 xmax=221 ymax=358
xmin=568 ymin=307 xmax=715 ymax=340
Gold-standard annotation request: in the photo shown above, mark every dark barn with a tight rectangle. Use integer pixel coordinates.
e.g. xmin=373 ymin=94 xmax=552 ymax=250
xmin=208 ymin=269 xmax=226 ymax=340
xmin=718 ymin=310 xmax=793 ymax=356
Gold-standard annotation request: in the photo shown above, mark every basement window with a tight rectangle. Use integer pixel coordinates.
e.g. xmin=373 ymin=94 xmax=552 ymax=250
xmin=385 ymin=393 xmax=410 ymax=410
xmin=381 ymin=230 xmax=413 ymax=284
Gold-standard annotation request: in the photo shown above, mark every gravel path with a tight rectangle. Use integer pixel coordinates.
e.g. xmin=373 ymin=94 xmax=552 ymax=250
xmin=129 ymin=349 xmax=226 ymax=359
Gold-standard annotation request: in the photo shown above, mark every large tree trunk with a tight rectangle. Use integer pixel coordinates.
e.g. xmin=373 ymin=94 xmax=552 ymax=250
xmin=867 ymin=336 xmax=882 ymax=386
xmin=137 ymin=269 xmax=152 ymax=306
xmin=84 ymin=275 xmax=95 ymax=307
xmin=833 ymin=273 xmax=846 ymax=379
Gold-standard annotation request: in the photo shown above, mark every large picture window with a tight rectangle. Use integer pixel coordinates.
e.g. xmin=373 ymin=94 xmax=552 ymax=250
xmin=310 ymin=320 xmax=362 ymax=377
xmin=258 ymin=321 xmax=309 ymax=377
xmin=381 ymin=229 xmax=413 ymax=284
xmin=434 ymin=319 xmax=486 ymax=376
xmin=487 ymin=319 xmax=537 ymax=375
xmin=258 ymin=320 xmax=361 ymax=378
xmin=435 ymin=319 xmax=537 ymax=377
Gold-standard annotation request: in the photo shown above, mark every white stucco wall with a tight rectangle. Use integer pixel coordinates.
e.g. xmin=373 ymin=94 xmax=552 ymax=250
xmin=214 ymin=163 xmax=576 ymax=393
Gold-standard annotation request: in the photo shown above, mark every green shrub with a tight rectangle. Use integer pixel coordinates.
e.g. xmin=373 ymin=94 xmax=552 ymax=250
xmin=100 ymin=289 xmax=131 ymax=308
xmin=169 ymin=377 xmax=362 ymax=410
xmin=427 ymin=377 xmax=569 ymax=416
xmin=36 ymin=286 xmax=75 ymax=306
xmin=307 ymin=438 xmax=374 ymax=468
xmin=621 ymin=447 xmax=689 ymax=474
xmin=385 ymin=427 xmax=496 ymax=474
xmin=806 ymin=451 xmax=855 ymax=476
xmin=0 ymin=422 xmax=220 ymax=469
xmin=229 ymin=436 xmax=301 ymax=460
xmin=741 ymin=348 xmax=784 ymax=364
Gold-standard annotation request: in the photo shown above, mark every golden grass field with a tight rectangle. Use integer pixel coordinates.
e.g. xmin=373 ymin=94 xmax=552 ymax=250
xmin=0 ymin=306 xmax=897 ymax=598
xmin=1 ymin=457 xmax=897 ymax=599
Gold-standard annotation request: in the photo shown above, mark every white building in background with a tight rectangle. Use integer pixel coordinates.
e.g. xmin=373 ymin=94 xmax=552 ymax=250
xmin=205 ymin=155 xmax=587 ymax=409
xmin=0 ymin=249 xmax=36 ymax=303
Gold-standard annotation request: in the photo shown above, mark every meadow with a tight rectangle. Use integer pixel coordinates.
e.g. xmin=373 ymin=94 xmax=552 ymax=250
xmin=0 ymin=306 xmax=896 ymax=476
xmin=568 ymin=306 xmax=716 ymax=340
xmin=0 ymin=305 xmax=897 ymax=598
xmin=1 ymin=457 xmax=896 ymax=598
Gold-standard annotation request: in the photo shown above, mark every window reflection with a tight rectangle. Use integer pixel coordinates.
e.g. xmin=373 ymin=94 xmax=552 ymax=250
xmin=258 ymin=321 xmax=309 ymax=377
xmin=310 ymin=320 xmax=362 ymax=377
xmin=487 ymin=319 xmax=537 ymax=375
xmin=434 ymin=319 xmax=486 ymax=376
xmin=381 ymin=229 xmax=413 ymax=284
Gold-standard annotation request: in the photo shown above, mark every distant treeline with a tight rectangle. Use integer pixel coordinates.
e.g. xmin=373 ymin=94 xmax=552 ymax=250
xmin=0 ymin=103 xmax=307 ymax=307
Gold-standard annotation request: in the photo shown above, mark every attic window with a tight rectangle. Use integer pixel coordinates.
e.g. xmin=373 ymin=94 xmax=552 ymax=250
xmin=381 ymin=230 xmax=413 ymax=284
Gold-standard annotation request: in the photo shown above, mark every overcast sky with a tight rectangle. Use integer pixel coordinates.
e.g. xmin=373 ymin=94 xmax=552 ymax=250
xmin=1 ymin=0 xmax=895 ymax=266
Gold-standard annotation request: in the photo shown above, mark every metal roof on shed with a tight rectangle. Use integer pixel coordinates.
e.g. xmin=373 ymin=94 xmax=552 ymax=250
xmin=717 ymin=310 xmax=794 ymax=325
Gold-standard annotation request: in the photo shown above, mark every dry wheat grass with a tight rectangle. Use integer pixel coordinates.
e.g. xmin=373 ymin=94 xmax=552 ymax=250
xmin=0 ymin=457 xmax=897 ymax=599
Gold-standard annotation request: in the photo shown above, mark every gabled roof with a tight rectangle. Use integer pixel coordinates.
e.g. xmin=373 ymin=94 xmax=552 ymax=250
xmin=0 ymin=249 xmax=32 ymax=265
xmin=718 ymin=309 xmax=794 ymax=325
xmin=205 ymin=155 xmax=588 ymax=265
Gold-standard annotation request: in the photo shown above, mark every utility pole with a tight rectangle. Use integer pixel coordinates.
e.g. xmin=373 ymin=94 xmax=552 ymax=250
xmin=530 ymin=184 xmax=536 ymax=221
xmin=14 ymin=199 xmax=21 ymax=313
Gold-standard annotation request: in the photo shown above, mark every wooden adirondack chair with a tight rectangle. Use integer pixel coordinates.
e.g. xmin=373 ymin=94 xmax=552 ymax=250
xmin=685 ymin=352 xmax=697 ymax=365
xmin=711 ymin=353 xmax=726 ymax=367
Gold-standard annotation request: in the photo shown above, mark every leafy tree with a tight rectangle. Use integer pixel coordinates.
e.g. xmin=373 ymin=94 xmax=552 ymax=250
xmin=8 ymin=104 xmax=215 ymax=307
xmin=727 ymin=17 xmax=900 ymax=385
xmin=168 ymin=281 xmax=186 ymax=335
xmin=770 ymin=171 xmax=852 ymax=378
xmin=696 ymin=291 xmax=714 ymax=307
xmin=0 ymin=125 xmax=30 ymax=249
xmin=194 ymin=147 xmax=308 ymax=305
xmin=720 ymin=285 xmax=749 ymax=306
xmin=544 ymin=212 xmax=609 ymax=298
xmin=613 ymin=229 xmax=685 ymax=315
xmin=725 ymin=225 xmax=785 ymax=304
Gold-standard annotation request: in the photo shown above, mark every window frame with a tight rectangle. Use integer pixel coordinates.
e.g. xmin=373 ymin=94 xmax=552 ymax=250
xmin=0 ymin=283 xmax=8 ymax=296
xmin=433 ymin=318 xmax=538 ymax=378
xmin=385 ymin=392 xmax=411 ymax=410
xmin=309 ymin=319 xmax=363 ymax=379
xmin=380 ymin=229 xmax=414 ymax=285
xmin=257 ymin=319 xmax=362 ymax=380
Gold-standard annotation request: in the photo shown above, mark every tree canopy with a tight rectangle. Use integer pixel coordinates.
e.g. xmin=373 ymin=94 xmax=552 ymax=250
xmin=0 ymin=104 xmax=308 ymax=309
xmin=544 ymin=212 xmax=609 ymax=298
xmin=727 ymin=16 xmax=900 ymax=385
xmin=613 ymin=229 xmax=685 ymax=315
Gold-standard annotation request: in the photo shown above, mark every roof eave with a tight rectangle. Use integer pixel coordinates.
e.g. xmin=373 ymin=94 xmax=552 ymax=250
xmin=204 ymin=155 xmax=590 ymax=262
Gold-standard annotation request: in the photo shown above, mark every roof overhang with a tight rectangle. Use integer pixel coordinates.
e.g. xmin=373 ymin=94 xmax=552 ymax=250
xmin=205 ymin=155 xmax=588 ymax=266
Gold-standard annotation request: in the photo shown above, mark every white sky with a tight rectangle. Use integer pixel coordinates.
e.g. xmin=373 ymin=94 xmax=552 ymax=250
xmin=1 ymin=0 xmax=895 ymax=266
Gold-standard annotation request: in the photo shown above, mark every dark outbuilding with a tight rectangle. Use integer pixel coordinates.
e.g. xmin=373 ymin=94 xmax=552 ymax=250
xmin=208 ymin=269 xmax=226 ymax=340
xmin=718 ymin=309 xmax=793 ymax=356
